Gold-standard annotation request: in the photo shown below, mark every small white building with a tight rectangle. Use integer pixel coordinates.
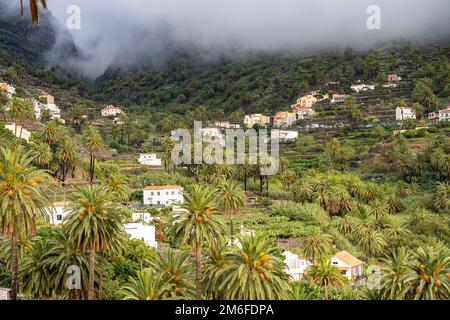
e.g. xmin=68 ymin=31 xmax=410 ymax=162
xmin=131 ymin=212 xmax=153 ymax=223
xmin=283 ymin=251 xmax=313 ymax=281
xmin=33 ymin=99 xmax=62 ymax=122
xmin=396 ymin=106 xmax=416 ymax=121
xmin=214 ymin=121 xmax=241 ymax=129
xmin=293 ymin=107 xmax=316 ymax=120
xmin=138 ymin=153 xmax=162 ymax=166
xmin=428 ymin=107 xmax=450 ymax=125
xmin=143 ymin=185 xmax=184 ymax=206
xmin=244 ymin=114 xmax=271 ymax=128
xmin=331 ymin=94 xmax=349 ymax=104
xmin=273 ymin=112 xmax=297 ymax=128
xmin=101 ymin=105 xmax=122 ymax=117
xmin=0 ymin=82 xmax=16 ymax=97
xmin=351 ymin=83 xmax=375 ymax=93
xmin=271 ymin=130 xmax=298 ymax=141
xmin=5 ymin=123 xmax=31 ymax=142
xmin=330 ymin=250 xmax=364 ymax=281
xmin=123 ymin=223 xmax=157 ymax=248
xmin=46 ymin=201 xmax=70 ymax=225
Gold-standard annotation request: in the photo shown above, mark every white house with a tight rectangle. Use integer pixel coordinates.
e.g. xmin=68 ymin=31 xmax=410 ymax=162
xmin=5 ymin=123 xmax=31 ymax=142
xmin=428 ymin=107 xmax=450 ymax=125
xmin=243 ymin=114 xmax=271 ymax=128
xmin=0 ymin=82 xmax=16 ymax=97
xmin=331 ymin=94 xmax=349 ymax=104
xmin=101 ymin=105 xmax=122 ymax=117
xmin=271 ymin=130 xmax=298 ymax=141
xmin=330 ymin=250 xmax=364 ymax=281
xmin=46 ymin=201 xmax=70 ymax=225
xmin=351 ymin=83 xmax=375 ymax=93
xmin=214 ymin=121 xmax=241 ymax=129
xmin=33 ymin=99 xmax=62 ymax=122
xmin=396 ymin=106 xmax=416 ymax=121
xmin=283 ymin=251 xmax=312 ymax=281
xmin=143 ymin=185 xmax=184 ymax=206
xmin=293 ymin=107 xmax=316 ymax=120
xmin=131 ymin=212 xmax=153 ymax=224
xmin=273 ymin=112 xmax=297 ymax=128
xmin=138 ymin=153 xmax=162 ymax=166
xmin=123 ymin=223 xmax=157 ymax=248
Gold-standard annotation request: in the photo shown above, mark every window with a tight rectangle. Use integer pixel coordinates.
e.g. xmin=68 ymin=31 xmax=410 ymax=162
xmin=150 ymin=192 xmax=154 ymax=196
xmin=157 ymin=201 xmax=160 ymax=205
xmin=157 ymin=192 xmax=160 ymax=196
xmin=332 ymin=261 xmax=338 ymax=265
xmin=166 ymin=192 xmax=169 ymax=195
xmin=57 ymin=214 xmax=63 ymax=221
xmin=171 ymin=191 xmax=175 ymax=195
xmin=166 ymin=201 xmax=169 ymax=204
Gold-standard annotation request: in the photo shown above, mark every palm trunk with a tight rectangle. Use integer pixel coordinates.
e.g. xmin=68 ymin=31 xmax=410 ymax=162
xmin=244 ymin=171 xmax=247 ymax=191
xmin=195 ymin=241 xmax=202 ymax=300
xmin=10 ymin=221 xmax=19 ymax=300
xmin=324 ymin=283 xmax=328 ymax=300
xmin=259 ymin=175 xmax=263 ymax=194
xmin=230 ymin=215 xmax=235 ymax=242
xmin=89 ymin=154 xmax=95 ymax=184
xmin=88 ymin=246 xmax=95 ymax=300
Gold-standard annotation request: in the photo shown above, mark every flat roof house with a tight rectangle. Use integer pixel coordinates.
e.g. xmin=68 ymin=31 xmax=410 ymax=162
xmin=428 ymin=107 xmax=450 ymax=125
xmin=46 ymin=201 xmax=70 ymax=225
xmin=331 ymin=94 xmax=349 ymax=104
xmin=123 ymin=223 xmax=157 ymax=248
xmin=273 ymin=112 xmax=297 ymax=128
xmin=243 ymin=114 xmax=271 ymax=128
xmin=396 ymin=106 xmax=416 ymax=121
xmin=138 ymin=153 xmax=162 ymax=166
xmin=283 ymin=251 xmax=313 ymax=281
xmin=0 ymin=82 xmax=16 ymax=97
xmin=5 ymin=123 xmax=31 ymax=142
xmin=143 ymin=185 xmax=184 ymax=206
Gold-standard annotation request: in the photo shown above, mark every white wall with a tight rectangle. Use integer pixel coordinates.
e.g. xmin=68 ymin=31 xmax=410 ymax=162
xmin=143 ymin=188 xmax=184 ymax=206
xmin=123 ymin=223 xmax=157 ymax=248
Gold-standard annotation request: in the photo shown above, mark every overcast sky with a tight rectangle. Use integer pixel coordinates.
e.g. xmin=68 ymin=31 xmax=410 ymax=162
xmin=3 ymin=0 xmax=450 ymax=78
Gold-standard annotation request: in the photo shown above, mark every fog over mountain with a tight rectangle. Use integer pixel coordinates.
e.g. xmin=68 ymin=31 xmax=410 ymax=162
xmin=2 ymin=0 xmax=450 ymax=78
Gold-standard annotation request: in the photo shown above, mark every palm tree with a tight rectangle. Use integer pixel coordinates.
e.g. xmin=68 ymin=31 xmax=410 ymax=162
xmin=235 ymin=161 xmax=251 ymax=191
xmin=150 ymin=250 xmax=195 ymax=299
xmin=20 ymin=235 xmax=53 ymax=298
xmin=216 ymin=234 xmax=292 ymax=300
xmin=20 ymin=0 xmax=47 ymax=25
xmin=121 ymin=270 xmax=162 ymax=300
xmin=216 ymin=180 xmax=245 ymax=241
xmin=39 ymin=120 xmax=65 ymax=145
xmin=65 ymin=185 xmax=126 ymax=300
xmin=0 ymin=90 xmax=10 ymax=122
xmin=8 ymin=98 xmax=34 ymax=138
xmin=0 ymin=147 xmax=51 ymax=300
xmin=29 ymin=142 xmax=52 ymax=169
xmin=82 ymin=126 xmax=104 ymax=184
xmin=368 ymin=199 xmax=389 ymax=221
xmin=307 ymin=259 xmax=346 ymax=300
xmin=104 ymin=173 xmax=130 ymax=203
xmin=167 ymin=185 xmax=226 ymax=299
xmin=403 ymin=247 xmax=450 ymax=300
xmin=55 ymin=139 xmax=77 ymax=182
xmin=43 ymin=227 xmax=90 ymax=299
xmin=434 ymin=182 xmax=450 ymax=210
xmin=300 ymin=232 xmax=332 ymax=262
xmin=161 ymin=137 xmax=175 ymax=173
xmin=379 ymin=247 xmax=412 ymax=300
